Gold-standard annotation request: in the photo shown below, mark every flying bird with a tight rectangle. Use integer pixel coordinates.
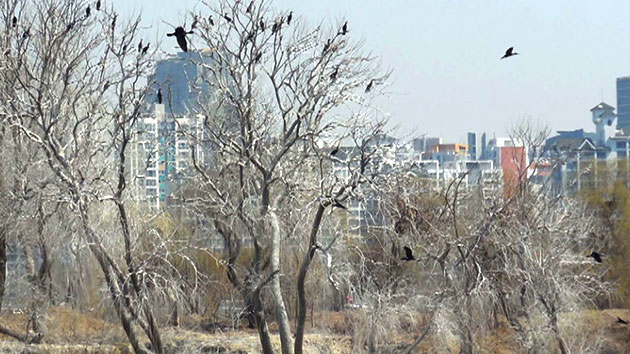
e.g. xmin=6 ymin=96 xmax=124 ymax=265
xmin=167 ymin=26 xmax=194 ymax=52
xmin=223 ymin=13 xmax=232 ymax=22
xmin=402 ymin=246 xmax=416 ymax=261
xmin=96 ymin=0 xmax=101 ymax=11
xmin=86 ymin=5 xmax=91 ymax=18
xmin=616 ymin=317 xmax=629 ymax=325
xmin=142 ymin=43 xmax=149 ymax=55
xmin=365 ymin=79 xmax=374 ymax=93
xmin=501 ymin=46 xmax=518 ymax=59
xmin=287 ymin=11 xmax=293 ymax=25
xmin=587 ymin=251 xmax=603 ymax=263
xmin=341 ymin=21 xmax=348 ymax=35
xmin=208 ymin=15 xmax=214 ymax=26
xmin=11 ymin=16 xmax=17 ymax=27
xmin=157 ymin=89 xmax=163 ymax=104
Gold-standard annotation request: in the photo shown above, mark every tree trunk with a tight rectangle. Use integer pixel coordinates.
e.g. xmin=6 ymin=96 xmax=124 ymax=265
xmin=251 ymin=292 xmax=274 ymax=354
xmin=295 ymin=205 xmax=326 ymax=354
xmin=0 ymin=229 xmax=6 ymax=313
xmin=268 ymin=212 xmax=293 ymax=354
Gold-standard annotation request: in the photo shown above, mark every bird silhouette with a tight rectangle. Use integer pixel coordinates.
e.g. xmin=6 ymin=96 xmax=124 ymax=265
xmin=341 ymin=21 xmax=348 ymax=35
xmin=330 ymin=66 xmax=339 ymax=81
xmin=86 ymin=5 xmax=90 ymax=18
xmin=208 ymin=15 xmax=214 ymax=26
xmin=287 ymin=11 xmax=293 ymax=25
xmin=330 ymin=147 xmax=339 ymax=156
xmin=22 ymin=29 xmax=29 ymax=40
xmin=501 ymin=46 xmax=518 ymax=59
xmin=12 ymin=16 xmax=17 ymax=27
xmin=246 ymin=1 xmax=254 ymax=14
xmin=191 ymin=17 xmax=199 ymax=29
xmin=365 ymin=79 xmax=374 ymax=93
xmin=254 ymin=52 xmax=262 ymax=63
xmin=322 ymin=39 xmax=331 ymax=54
xmin=157 ymin=89 xmax=163 ymax=104
xmin=138 ymin=40 xmax=143 ymax=53
xmin=167 ymin=26 xmax=194 ymax=52
xmin=402 ymin=246 xmax=415 ymax=261
xmin=616 ymin=317 xmax=629 ymax=325
xmin=272 ymin=21 xmax=280 ymax=34
xmin=259 ymin=19 xmax=265 ymax=31
xmin=223 ymin=13 xmax=232 ymax=22
xmin=142 ymin=43 xmax=149 ymax=55
xmin=587 ymin=251 xmax=603 ymax=263
xmin=111 ymin=15 xmax=116 ymax=31
xmin=96 ymin=0 xmax=101 ymax=11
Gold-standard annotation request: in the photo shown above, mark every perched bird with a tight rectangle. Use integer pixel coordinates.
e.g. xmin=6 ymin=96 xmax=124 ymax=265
xmin=11 ymin=16 xmax=17 ymax=27
xmin=341 ymin=21 xmax=348 ymax=35
xmin=191 ymin=16 xmax=199 ymax=29
xmin=272 ymin=21 xmax=280 ymax=34
xmin=402 ymin=246 xmax=416 ymax=261
xmin=501 ymin=46 xmax=518 ymax=59
xmin=208 ymin=15 xmax=214 ymax=26
xmin=365 ymin=79 xmax=374 ymax=93
xmin=138 ymin=40 xmax=143 ymax=53
xmin=96 ymin=0 xmax=101 ymax=11
xmin=616 ymin=317 xmax=629 ymax=325
xmin=330 ymin=66 xmax=339 ymax=81
xmin=22 ymin=29 xmax=29 ymax=39
xmin=111 ymin=15 xmax=117 ymax=31
xmin=330 ymin=147 xmax=339 ymax=156
xmin=587 ymin=251 xmax=603 ymax=263
xmin=287 ymin=11 xmax=293 ymax=25
xmin=157 ymin=89 xmax=163 ymax=104
xmin=259 ymin=19 xmax=265 ymax=31
xmin=167 ymin=26 xmax=194 ymax=52
xmin=246 ymin=1 xmax=254 ymax=14
xmin=66 ymin=23 xmax=74 ymax=32
xmin=223 ymin=13 xmax=232 ymax=22
xmin=142 ymin=43 xmax=149 ymax=55
xmin=254 ymin=51 xmax=262 ymax=63
xmin=322 ymin=39 xmax=331 ymax=54
xmin=86 ymin=5 xmax=91 ymax=18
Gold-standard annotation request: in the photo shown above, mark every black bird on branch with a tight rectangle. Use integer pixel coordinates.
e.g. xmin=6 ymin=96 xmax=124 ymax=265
xmin=365 ymin=79 xmax=375 ymax=93
xmin=142 ymin=43 xmax=149 ymax=55
xmin=96 ymin=0 xmax=101 ymax=11
xmin=402 ymin=246 xmax=416 ymax=261
xmin=167 ymin=26 xmax=194 ymax=52
xmin=223 ymin=13 xmax=232 ymax=22
xmin=330 ymin=147 xmax=339 ymax=156
xmin=191 ymin=16 xmax=199 ymax=29
xmin=208 ymin=15 xmax=214 ymax=26
xmin=330 ymin=66 xmax=339 ymax=81
xmin=587 ymin=251 xmax=603 ymax=263
xmin=254 ymin=51 xmax=262 ymax=63
xmin=12 ymin=16 xmax=17 ymax=27
xmin=340 ymin=21 xmax=348 ymax=35
xmin=287 ymin=11 xmax=293 ymax=25
xmin=157 ymin=89 xmax=163 ymax=104
xmin=246 ymin=1 xmax=254 ymax=14
xmin=138 ymin=40 xmax=143 ymax=53
xmin=86 ymin=5 xmax=90 ymax=18
xmin=616 ymin=317 xmax=628 ymax=325
xmin=322 ymin=39 xmax=331 ymax=55
xmin=501 ymin=46 xmax=518 ymax=59
xmin=260 ymin=19 xmax=265 ymax=31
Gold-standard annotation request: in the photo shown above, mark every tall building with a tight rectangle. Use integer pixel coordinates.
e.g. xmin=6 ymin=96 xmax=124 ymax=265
xmin=616 ymin=77 xmax=630 ymax=133
xmin=133 ymin=51 xmax=212 ymax=207
xmin=467 ymin=132 xmax=478 ymax=160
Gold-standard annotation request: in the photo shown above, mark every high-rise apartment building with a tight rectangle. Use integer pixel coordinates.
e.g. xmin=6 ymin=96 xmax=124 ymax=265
xmin=616 ymin=77 xmax=630 ymax=133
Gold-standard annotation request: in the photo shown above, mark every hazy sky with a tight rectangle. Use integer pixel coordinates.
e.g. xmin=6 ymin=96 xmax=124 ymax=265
xmin=111 ymin=0 xmax=630 ymax=142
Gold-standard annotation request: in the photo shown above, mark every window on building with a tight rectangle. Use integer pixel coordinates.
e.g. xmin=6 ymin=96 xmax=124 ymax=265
xmin=617 ymin=141 xmax=627 ymax=149
xmin=146 ymin=179 xmax=156 ymax=186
